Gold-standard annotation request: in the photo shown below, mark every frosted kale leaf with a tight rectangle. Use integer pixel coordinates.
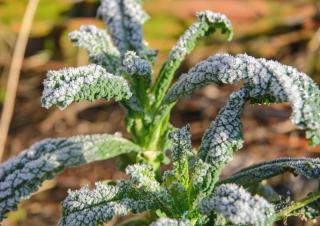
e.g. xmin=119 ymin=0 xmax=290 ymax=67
xmin=0 ymin=134 xmax=141 ymax=220
xmin=97 ymin=0 xmax=149 ymax=56
xmin=165 ymin=53 xmax=320 ymax=145
xmin=152 ymin=11 xmax=233 ymax=107
xmin=198 ymin=88 xmax=248 ymax=186
xmin=69 ymin=25 xmax=121 ymax=73
xmin=200 ymin=184 xmax=275 ymax=226
xmin=150 ymin=217 xmax=192 ymax=226
xmin=60 ymin=164 xmax=174 ymax=226
xmin=170 ymin=11 xmax=233 ymax=62
xmin=221 ymin=157 xmax=320 ymax=187
xmin=60 ymin=181 xmax=151 ymax=226
xmin=41 ymin=64 xmax=132 ymax=110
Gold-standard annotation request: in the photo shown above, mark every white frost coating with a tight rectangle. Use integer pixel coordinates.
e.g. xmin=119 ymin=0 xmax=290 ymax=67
xmin=60 ymin=198 xmax=148 ymax=226
xmin=165 ymin=54 xmax=320 ymax=144
xmin=152 ymin=10 xmax=233 ymax=107
xmin=97 ymin=0 xmax=149 ymax=55
xmin=60 ymin=164 xmax=175 ymax=225
xmin=0 ymin=134 xmax=140 ymax=220
xmin=62 ymin=182 xmax=120 ymax=214
xmin=200 ymin=184 xmax=275 ymax=226
xmin=41 ymin=64 xmax=132 ymax=109
xmin=123 ymin=51 xmax=151 ymax=76
xmin=126 ymin=164 xmax=162 ymax=193
xmin=222 ymin=157 xmax=320 ymax=186
xmin=169 ymin=11 xmax=232 ymax=65
xmin=60 ymin=182 xmax=150 ymax=226
xmin=150 ymin=218 xmax=192 ymax=226
xmin=169 ymin=125 xmax=192 ymax=164
xmin=190 ymin=159 xmax=212 ymax=194
xmin=69 ymin=25 xmax=121 ymax=72
xmin=125 ymin=164 xmax=175 ymax=212
xmin=199 ymin=88 xmax=248 ymax=167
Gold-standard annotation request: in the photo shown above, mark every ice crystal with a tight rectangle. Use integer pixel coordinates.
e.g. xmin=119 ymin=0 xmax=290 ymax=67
xmin=69 ymin=25 xmax=121 ymax=73
xmin=200 ymin=184 xmax=275 ymax=226
xmin=41 ymin=64 xmax=132 ymax=109
xmin=97 ymin=0 xmax=149 ymax=55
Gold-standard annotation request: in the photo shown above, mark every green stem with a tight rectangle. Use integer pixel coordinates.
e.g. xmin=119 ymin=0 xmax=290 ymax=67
xmin=275 ymin=190 xmax=320 ymax=221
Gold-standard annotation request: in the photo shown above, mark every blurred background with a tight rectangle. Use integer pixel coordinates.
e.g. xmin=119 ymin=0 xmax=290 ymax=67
xmin=0 ymin=0 xmax=320 ymax=225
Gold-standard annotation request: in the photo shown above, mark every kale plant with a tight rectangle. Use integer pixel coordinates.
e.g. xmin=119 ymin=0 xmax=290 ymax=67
xmin=1 ymin=0 xmax=320 ymax=225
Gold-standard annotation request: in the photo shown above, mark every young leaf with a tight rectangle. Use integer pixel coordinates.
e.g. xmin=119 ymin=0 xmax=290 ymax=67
xmin=221 ymin=157 xmax=320 ymax=187
xmin=125 ymin=164 xmax=176 ymax=214
xmin=69 ymin=25 xmax=121 ymax=73
xmin=169 ymin=125 xmax=193 ymax=187
xmin=152 ymin=11 xmax=233 ymax=107
xmin=97 ymin=0 xmax=149 ymax=56
xmin=60 ymin=181 xmax=151 ymax=226
xmin=189 ymin=159 xmax=213 ymax=200
xmin=165 ymin=53 xmax=320 ymax=145
xmin=0 ymin=134 xmax=141 ymax=220
xmin=150 ymin=217 xmax=192 ymax=226
xmin=200 ymin=184 xmax=275 ymax=226
xmin=41 ymin=64 xmax=132 ymax=110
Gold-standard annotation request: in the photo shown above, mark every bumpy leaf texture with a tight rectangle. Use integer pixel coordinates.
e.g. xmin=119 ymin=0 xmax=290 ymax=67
xmin=126 ymin=164 xmax=176 ymax=214
xmin=61 ymin=163 xmax=177 ymax=225
xmin=152 ymin=11 xmax=233 ymax=106
xmin=69 ymin=25 xmax=121 ymax=73
xmin=199 ymin=88 xmax=248 ymax=171
xmin=165 ymin=54 xmax=320 ymax=145
xmin=123 ymin=51 xmax=151 ymax=77
xmin=190 ymin=159 xmax=213 ymax=198
xmin=169 ymin=125 xmax=192 ymax=186
xmin=222 ymin=157 xmax=320 ymax=186
xmin=41 ymin=64 xmax=132 ymax=109
xmin=150 ymin=217 xmax=192 ymax=226
xmin=97 ymin=0 xmax=149 ymax=55
xmin=200 ymin=184 xmax=275 ymax=226
xmin=0 ymin=134 xmax=141 ymax=220
xmin=60 ymin=182 xmax=150 ymax=226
